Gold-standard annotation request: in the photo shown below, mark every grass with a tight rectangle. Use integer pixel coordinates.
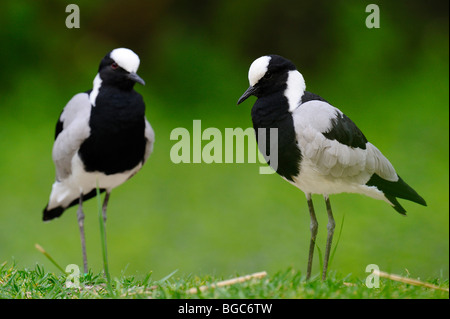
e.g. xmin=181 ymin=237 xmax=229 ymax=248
xmin=3 ymin=194 xmax=447 ymax=300
xmin=2 ymin=195 xmax=444 ymax=300
xmin=0 ymin=262 xmax=448 ymax=299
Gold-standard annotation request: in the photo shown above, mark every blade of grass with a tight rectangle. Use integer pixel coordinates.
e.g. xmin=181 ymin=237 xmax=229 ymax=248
xmin=329 ymin=213 xmax=345 ymax=268
xmin=157 ymin=269 xmax=178 ymax=284
xmin=312 ymin=214 xmax=345 ymax=279
xmin=141 ymin=271 xmax=153 ymax=287
xmin=315 ymin=242 xmax=323 ymax=274
xmin=96 ymin=182 xmax=113 ymax=296
xmin=34 ymin=243 xmax=65 ymax=273
xmin=1 ymin=261 xmax=8 ymax=272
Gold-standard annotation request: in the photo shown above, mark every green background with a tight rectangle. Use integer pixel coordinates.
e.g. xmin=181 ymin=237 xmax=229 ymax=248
xmin=0 ymin=0 xmax=448 ymax=281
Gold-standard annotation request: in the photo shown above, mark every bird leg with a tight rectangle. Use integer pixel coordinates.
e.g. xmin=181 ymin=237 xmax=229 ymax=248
xmin=76 ymin=193 xmax=88 ymax=274
xmin=306 ymin=194 xmax=318 ymax=280
xmin=102 ymin=191 xmax=110 ymax=225
xmin=322 ymin=195 xmax=335 ymax=281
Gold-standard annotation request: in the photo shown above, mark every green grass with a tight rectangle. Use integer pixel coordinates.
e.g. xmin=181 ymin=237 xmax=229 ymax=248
xmin=8 ymin=194 xmax=443 ymax=300
xmin=1 ymin=262 xmax=447 ymax=299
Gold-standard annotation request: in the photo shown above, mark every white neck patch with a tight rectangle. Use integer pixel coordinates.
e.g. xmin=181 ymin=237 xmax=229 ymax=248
xmin=90 ymin=73 xmax=102 ymax=106
xmin=285 ymin=70 xmax=306 ymax=112
xmin=248 ymin=56 xmax=271 ymax=87
xmin=110 ymin=48 xmax=140 ymax=73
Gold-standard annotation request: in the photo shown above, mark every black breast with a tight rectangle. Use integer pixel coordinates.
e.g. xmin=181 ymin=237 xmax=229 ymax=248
xmin=251 ymin=93 xmax=302 ymax=182
xmin=79 ymin=87 xmax=146 ymax=175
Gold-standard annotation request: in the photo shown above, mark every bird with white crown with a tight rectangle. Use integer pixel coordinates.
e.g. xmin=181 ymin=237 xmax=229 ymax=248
xmin=43 ymin=48 xmax=154 ymax=274
xmin=238 ymin=54 xmax=426 ymax=281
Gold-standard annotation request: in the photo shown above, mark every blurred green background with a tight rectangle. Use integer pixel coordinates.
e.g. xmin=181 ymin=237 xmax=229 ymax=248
xmin=0 ymin=0 xmax=448 ymax=281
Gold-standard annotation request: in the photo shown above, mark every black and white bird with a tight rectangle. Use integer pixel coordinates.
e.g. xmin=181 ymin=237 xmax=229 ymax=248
xmin=43 ymin=48 xmax=154 ymax=273
xmin=237 ymin=55 xmax=426 ymax=280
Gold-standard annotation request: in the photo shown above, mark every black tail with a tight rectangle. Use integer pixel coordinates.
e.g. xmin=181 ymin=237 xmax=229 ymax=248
xmin=366 ymin=174 xmax=427 ymax=215
xmin=42 ymin=188 xmax=106 ymax=221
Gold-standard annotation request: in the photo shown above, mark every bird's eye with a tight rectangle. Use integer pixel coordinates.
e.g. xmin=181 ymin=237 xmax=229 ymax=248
xmin=111 ymin=62 xmax=119 ymax=70
xmin=263 ymin=71 xmax=272 ymax=79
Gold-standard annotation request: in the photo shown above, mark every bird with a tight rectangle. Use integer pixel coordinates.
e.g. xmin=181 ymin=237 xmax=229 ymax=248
xmin=237 ymin=54 xmax=426 ymax=281
xmin=43 ymin=48 xmax=154 ymax=274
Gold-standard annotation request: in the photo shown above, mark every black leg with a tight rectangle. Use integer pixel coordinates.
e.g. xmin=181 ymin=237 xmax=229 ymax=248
xmin=306 ymin=194 xmax=318 ymax=280
xmin=77 ymin=193 xmax=88 ymax=274
xmin=322 ymin=196 xmax=335 ymax=281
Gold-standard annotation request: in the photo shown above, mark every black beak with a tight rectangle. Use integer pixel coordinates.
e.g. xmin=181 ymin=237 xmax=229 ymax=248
xmin=128 ymin=72 xmax=145 ymax=85
xmin=237 ymin=86 xmax=257 ymax=105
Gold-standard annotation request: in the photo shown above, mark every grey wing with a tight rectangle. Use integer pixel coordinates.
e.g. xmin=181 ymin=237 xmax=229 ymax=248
xmin=293 ymin=100 xmax=397 ymax=183
xmin=143 ymin=117 xmax=155 ymax=164
xmin=52 ymin=93 xmax=92 ymax=181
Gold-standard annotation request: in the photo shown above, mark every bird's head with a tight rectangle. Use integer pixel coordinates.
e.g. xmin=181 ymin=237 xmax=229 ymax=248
xmin=237 ymin=55 xmax=301 ymax=105
xmin=97 ymin=48 xmax=145 ymax=89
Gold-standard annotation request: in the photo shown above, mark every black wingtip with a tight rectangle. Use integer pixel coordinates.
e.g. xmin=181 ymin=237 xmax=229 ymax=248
xmin=385 ymin=195 xmax=407 ymax=215
xmin=43 ymin=206 xmax=65 ymax=221
xmin=366 ymin=174 xmax=427 ymax=215
xmin=414 ymin=195 xmax=427 ymax=207
xmin=42 ymin=188 xmax=107 ymax=221
xmin=389 ymin=194 xmax=427 ymax=216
